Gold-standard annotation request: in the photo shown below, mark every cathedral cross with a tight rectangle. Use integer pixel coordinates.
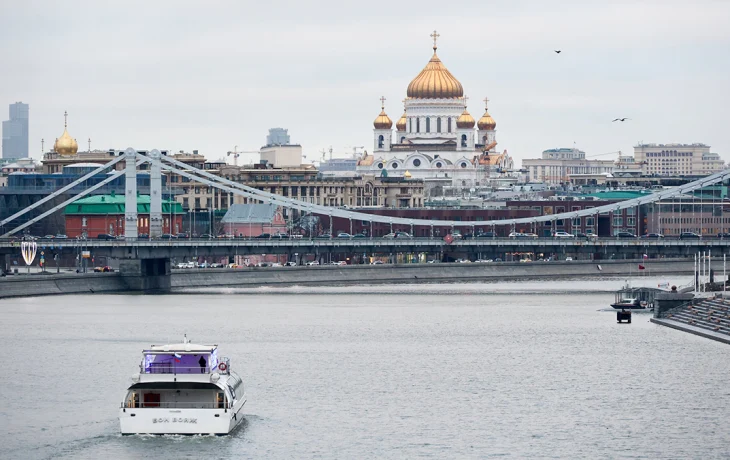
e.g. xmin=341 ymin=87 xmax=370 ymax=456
xmin=463 ymin=95 xmax=469 ymax=108
xmin=430 ymin=30 xmax=440 ymax=49
xmin=64 ymin=110 xmax=68 ymax=128
xmin=483 ymin=96 xmax=490 ymax=110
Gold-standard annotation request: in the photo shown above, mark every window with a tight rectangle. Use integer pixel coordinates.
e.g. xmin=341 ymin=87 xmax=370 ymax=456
xmin=613 ymin=217 xmax=623 ymax=226
xmin=572 ymin=218 xmax=581 ymax=226
xmin=437 ymin=118 xmax=441 ymax=132
xmin=448 ymin=118 xmax=452 ymax=133
xmin=627 ymin=217 xmax=636 ymax=226
xmin=461 ymin=134 xmax=467 ymax=148
xmin=586 ymin=217 xmax=594 ymax=226
xmin=413 ymin=158 xmax=421 ymax=167
xmin=82 ymin=217 xmax=87 ymax=227
xmin=416 ymin=118 xmax=420 ymax=132
xmin=377 ymin=162 xmax=383 ymax=169
xmin=378 ymin=135 xmax=384 ymax=149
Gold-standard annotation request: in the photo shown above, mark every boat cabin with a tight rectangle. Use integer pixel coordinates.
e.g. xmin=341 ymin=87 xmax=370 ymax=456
xmin=122 ymin=338 xmax=243 ymax=410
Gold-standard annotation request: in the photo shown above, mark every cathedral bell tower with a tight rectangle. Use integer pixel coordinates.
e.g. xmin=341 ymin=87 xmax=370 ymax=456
xmin=455 ymin=97 xmax=475 ymax=151
xmin=477 ymin=97 xmax=497 ymax=152
xmin=373 ymin=96 xmax=393 ymax=152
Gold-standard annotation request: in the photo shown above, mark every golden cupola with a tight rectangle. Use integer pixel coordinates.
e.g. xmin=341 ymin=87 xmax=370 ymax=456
xmin=406 ymin=32 xmax=464 ymax=99
xmin=373 ymin=98 xmax=393 ymax=129
xmin=396 ymin=110 xmax=407 ymax=131
xmin=477 ymin=98 xmax=497 ymax=130
xmin=53 ymin=111 xmax=79 ymax=156
xmin=456 ymin=108 xmax=475 ymax=129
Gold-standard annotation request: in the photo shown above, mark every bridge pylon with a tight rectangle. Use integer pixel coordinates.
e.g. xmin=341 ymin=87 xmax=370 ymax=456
xmin=148 ymin=149 xmax=163 ymax=238
xmin=124 ymin=148 xmax=138 ymax=239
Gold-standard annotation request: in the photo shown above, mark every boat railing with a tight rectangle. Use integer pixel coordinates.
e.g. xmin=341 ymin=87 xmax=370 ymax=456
xmin=139 ymin=361 xmax=230 ymax=375
xmin=121 ymin=401 xmax=233 ymax=409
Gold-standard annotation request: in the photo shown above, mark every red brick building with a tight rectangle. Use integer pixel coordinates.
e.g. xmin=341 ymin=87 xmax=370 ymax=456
xmin=64 ymin=194 xmax=184 ymax=238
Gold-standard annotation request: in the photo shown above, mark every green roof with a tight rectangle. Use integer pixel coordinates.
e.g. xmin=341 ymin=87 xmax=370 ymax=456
xmin=583 ymin=190 xmax=654 ymax=200
xmin=64 ymin=194 xmax=184 ymax=215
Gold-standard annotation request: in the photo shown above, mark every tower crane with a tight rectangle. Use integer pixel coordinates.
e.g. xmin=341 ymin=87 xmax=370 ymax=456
xmin=226 ymin=145 xmax=260 ymax=167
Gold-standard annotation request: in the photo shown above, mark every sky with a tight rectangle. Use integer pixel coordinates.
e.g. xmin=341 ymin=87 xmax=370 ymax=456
xmin=2 ymin=0 xmax=730 ymax=167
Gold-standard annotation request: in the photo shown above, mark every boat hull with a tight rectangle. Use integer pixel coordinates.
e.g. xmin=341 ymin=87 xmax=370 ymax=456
xmin=119 ymin=398 xmax=245 ymax=435
xmin=610 ymin=303 xmax=647 ymax=310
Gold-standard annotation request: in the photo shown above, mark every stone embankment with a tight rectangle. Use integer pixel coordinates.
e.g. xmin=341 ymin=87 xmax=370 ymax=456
xmin=171 ymin=259 xmax=694 ymax=288
xmin=0 ymin=259 xmax=696 ymax=299
xmin=652 ymin=296 xmax=730 ymax=345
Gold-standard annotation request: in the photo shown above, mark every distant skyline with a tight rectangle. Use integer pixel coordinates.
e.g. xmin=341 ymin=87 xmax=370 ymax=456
xmin=2 ymin=0 xmax=729 ymax=166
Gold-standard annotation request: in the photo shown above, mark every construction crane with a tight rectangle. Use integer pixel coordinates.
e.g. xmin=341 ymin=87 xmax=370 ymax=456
xmin=349 ymin=146 xmax=365 ymax=159
xmin=226 ymin=145 xmax=259 ymax=166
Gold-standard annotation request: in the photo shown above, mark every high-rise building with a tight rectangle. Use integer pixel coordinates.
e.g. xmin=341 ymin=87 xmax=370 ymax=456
xmin=2 ymin=102 xmax=29 ymax=159
xmin=266 ymin=128 xmax=290 ymax=146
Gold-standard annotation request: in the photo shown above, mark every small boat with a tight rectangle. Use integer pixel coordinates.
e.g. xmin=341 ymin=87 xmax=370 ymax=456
xmin=119 ymin=335 xmax=246 ymax=435
xmin=610 ymin=298 xmax=647 ymax=310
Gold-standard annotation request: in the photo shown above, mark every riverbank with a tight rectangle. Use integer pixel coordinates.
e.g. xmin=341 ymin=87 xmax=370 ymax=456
xmin=0 ymin=259 xmax=695 ymax=299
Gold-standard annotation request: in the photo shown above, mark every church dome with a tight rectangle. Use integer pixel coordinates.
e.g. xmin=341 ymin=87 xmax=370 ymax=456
xmin=53 ymin=111 xmax=78 ymax=157
xmin=406 ymin=45 xmax=463 ymax=99
xmin=396 ymin=111 xmax=407 ymax=131
xmin=456 ymin=109 xmax=475 ymax=129
xmin=478 ymin=100 xmax=497 ymax=130
xmin=373 ymin=99 xmax=393 ymax=129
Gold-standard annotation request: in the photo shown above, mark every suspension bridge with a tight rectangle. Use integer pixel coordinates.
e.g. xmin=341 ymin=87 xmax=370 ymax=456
xmin=1 ymin=148 xmax=729 ymax=291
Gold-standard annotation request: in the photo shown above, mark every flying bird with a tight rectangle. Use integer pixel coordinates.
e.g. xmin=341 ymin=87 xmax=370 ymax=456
xmin=554 ymin=50 xmax=561 ymax=54
xmin=612 ymin=118 xmax=630 ymax=122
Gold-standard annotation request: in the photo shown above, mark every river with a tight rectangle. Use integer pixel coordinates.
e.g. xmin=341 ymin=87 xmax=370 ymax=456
xmin=1 ymin=276 xmax=728 ymax=459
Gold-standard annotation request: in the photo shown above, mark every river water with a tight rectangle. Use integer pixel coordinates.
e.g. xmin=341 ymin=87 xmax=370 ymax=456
xmin=1 ymin=276 xmax=729 ymax=459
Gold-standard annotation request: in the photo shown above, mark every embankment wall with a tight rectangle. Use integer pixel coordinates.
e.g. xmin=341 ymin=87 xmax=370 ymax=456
xmin=0 ymin=259 xmax=696 ymax=299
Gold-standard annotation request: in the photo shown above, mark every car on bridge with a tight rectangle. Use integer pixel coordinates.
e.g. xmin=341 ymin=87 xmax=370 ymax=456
xmin=271 ymin=233 xmax=289 ymax=239
xmin=718 ymin=232 xmax=730 ymax=239
xmin=395 ymin=232 xmax=413 ymax=238
xmin=255 ymin=233 xmax=272 ymax=239
xmin=306 ymin=261 xmax=320 ymax=266
xmin=508 ymin=232 xmax=537 ymax=239
xmin=97 ymin=233 xmax=118 ymax=240
xmin=382 ymin=233 xmax=396 ymax=239
xmin=352 ymin=233 xmax=367 ymax=238
xmin=552 ymin=231 xmax=575 ymax=239
xmin=337 ymin=233 xmax=353 ymax=238
xmin=641 ymin=233 xmax=664 ymax=239
xmin=615 ymin=231 xmax=637 ymax=239
xmin=476 ymin=232 xmax=497 ymax=238
xmin=679 ymin=232 xmax=701 ymax=240
xmin=316 ymin=233 xmax=332 ymax=239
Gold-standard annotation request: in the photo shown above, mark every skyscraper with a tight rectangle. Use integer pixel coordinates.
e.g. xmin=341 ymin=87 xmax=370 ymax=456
xmin=265 ymin=128 xmax=290 ymax=147
xmin=2 ymin=102 xmax=29 ymax=159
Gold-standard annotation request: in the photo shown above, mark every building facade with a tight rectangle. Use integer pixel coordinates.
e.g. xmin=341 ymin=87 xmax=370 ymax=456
xmin=522 ymin=148 xmax=615 ymax=184
xmin=2 ymin=102 xmax=29 ymax=159
xmin=634 ymin=143 xmax=725 ymax=176
xmin=64 ymin=194 xmax=183 ymax=238
xmin=220 ymin=204 xmax=287 ymax=237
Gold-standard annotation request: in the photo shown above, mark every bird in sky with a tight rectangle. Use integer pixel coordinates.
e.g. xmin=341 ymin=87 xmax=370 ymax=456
xmin=612 ymin=118 xmax=630 ymax=122
xmin=554 ymin=50 xmax=561 ymax=54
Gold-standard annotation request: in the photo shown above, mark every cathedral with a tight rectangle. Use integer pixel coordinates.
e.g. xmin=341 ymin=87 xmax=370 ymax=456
xmin=357 ymin=31 xmax=514 ymax=190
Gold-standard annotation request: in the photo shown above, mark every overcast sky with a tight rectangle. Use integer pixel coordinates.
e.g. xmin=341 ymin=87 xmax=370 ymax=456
xmin=2 ymin=0 xmax=729 ymax=167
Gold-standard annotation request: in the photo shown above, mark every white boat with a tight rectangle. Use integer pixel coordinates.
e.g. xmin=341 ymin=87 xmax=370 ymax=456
xmin=119 ymin=335 xmax=246 ymax=435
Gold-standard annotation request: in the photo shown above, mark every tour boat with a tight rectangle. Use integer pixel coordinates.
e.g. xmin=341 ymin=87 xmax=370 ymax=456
xmin=119 ymin=335 xmax=246 ymax=435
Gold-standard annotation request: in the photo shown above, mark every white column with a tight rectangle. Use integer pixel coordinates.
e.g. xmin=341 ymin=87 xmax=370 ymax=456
xmin=149 ymin=149 xmax=163 ymax=238
xmin=124 ymin=148 xmax=138 ymax=239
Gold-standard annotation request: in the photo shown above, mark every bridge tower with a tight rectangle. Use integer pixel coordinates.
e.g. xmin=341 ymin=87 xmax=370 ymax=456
xmin=124 ymin=148 xmax=138 ymax=238
xmin=149 ymin=149 xmax=163 ymax=238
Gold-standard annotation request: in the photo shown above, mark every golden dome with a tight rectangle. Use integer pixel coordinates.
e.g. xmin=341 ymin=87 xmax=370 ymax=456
xmin=53 ymin=111 xmax=79 ymax=156
xmin=373 ymin=98 xmax=393 ymax=129
xmin=396 ymin=111 xmax=407 ymax=131
xmin=456 ymin=109 xmax=475 ymax=129
xmin=477 ymin=99 xmax=496 ymax=130
xmin=406 ymin=44 xmax=463 ymax=99
xmin=404 ymin=170 xmax=412 ymax=178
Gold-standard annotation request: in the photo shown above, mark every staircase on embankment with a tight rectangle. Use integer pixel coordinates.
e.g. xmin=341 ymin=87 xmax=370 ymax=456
xmin=652 ymin=296 xmax=730 ymax=345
